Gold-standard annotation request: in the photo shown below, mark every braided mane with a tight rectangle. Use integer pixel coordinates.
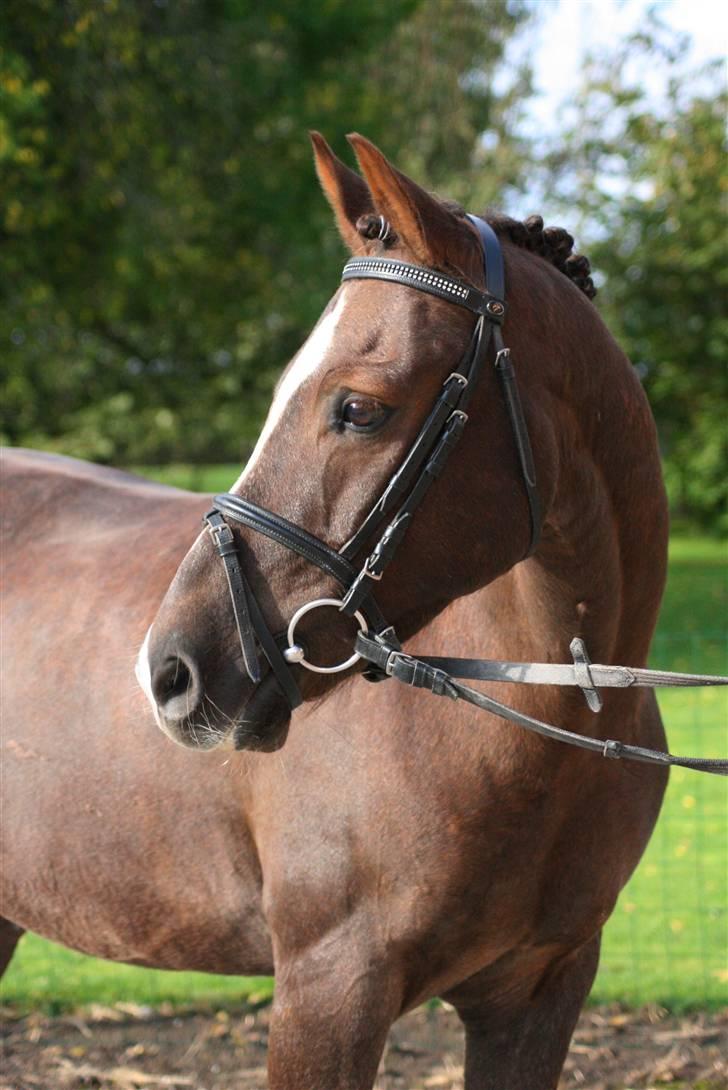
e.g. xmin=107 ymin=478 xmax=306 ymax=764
xmin=355 ymin=208 xmax=597 ymax=300
xmin=487 ymin=213 xmax=596 ymax=300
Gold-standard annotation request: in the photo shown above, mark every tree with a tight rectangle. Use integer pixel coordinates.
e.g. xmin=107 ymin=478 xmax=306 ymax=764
xmin=541 ymin=22 xmax=726 ymax=530
xmin=1 ymin=0 xmax=531 ymax=464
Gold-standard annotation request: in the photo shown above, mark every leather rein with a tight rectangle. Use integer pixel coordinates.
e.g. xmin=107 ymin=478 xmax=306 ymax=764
xmin=204 ymin=215 xmax=728 ymax=776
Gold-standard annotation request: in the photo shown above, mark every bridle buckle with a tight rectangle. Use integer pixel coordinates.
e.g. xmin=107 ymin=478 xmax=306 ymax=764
xmin=205 ymin=511 xmax=236 ymax=554
xmin=385 ymin=649 xmax=416 ymax=677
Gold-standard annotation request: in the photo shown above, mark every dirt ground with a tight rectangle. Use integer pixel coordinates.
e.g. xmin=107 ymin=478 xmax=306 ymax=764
xmin=1 ymin=1002 xmax=726 ymax=1090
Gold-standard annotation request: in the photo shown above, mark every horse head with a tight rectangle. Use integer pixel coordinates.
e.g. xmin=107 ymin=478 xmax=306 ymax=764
xmin=139 ymin=133 xmax=608 ymax=752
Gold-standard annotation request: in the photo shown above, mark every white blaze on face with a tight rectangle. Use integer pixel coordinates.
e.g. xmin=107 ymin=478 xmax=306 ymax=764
xmin=136 ymin=293 xmax=349 ymax=720
xmin=233 ymin=288 xmax=349 ymax=488
xmin=135 ymin=625 xmax=161 ymax=725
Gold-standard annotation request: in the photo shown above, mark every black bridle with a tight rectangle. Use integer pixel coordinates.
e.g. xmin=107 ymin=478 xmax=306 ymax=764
xmin=206 ymin=216 xmax=528 ymax=698
xmin=204 ymin=216 xmax=728 ymax=776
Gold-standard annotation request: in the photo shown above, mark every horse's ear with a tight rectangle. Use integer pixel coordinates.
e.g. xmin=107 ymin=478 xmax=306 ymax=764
xmin=310 ymin=131 xmax=373 ymax=254
xmin=346 ymin=133 xmax=460 ymax=266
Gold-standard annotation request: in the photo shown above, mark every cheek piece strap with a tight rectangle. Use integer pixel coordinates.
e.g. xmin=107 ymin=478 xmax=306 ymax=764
xmin=202 ymin=216 xmax=728 ymax=776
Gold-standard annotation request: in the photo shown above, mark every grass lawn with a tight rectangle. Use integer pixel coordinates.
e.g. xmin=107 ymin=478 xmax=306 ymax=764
xmin=595 ymin=535 xmax=728 ymax=1009
xmin=1 ymin=472 xmax=726 ymax=1013
xmin=132 ymin=463 xmax=242 ymax=494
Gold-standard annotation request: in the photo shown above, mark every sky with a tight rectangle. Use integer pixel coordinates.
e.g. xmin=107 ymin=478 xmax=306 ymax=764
xmin=522 ymin=0 xmax=727 ymax=134
xmin=494 ymin=0 xmax=726 ymax=217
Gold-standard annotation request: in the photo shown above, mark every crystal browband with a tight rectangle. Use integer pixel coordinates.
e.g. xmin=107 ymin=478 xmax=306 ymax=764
xmin=342 ymin=257 xmax=505 ymax=320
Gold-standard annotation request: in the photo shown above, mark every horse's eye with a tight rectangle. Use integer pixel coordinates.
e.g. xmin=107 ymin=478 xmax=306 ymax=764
xmin=340 ymin=395 xmax=389 ymax=432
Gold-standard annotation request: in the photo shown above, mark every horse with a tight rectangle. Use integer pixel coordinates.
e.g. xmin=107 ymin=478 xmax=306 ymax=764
xmin=1 ymin=133 xmax=671 ymax=1089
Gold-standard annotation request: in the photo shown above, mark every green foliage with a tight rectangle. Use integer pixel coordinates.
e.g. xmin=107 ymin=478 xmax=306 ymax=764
xmin=542 ymin=21 xmax=727 ymax=531
xmin=658 ymin=537 xmax=728 ymax=649
xmin=133 ymin=463 xmax=242 ymax=493
xmin=2 ymin=5 xmax=723 ymax=528
xmin=0 ymin=934 xmax=273 ymax=1014
xmin=0 ymin=0 xmax=528 ymax=464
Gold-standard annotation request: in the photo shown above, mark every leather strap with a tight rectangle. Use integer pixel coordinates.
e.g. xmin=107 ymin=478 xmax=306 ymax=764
xmin=214 ymin=494 xmax=357 ymax=587
xmin=243 ymin=582 xmax=304 ymax=711
xmin=342 ymin=256 xmax=505 ymax=319
xmin=466 ymin=214 xmax=540 ymax=553
xmin=340 ymin=367 xmax=476 ymax=561
xmin=340 ymin=319 xmax=494 ymax=616
xmin=357 ymin=633 xmax=728 ymax=698
xmin=356 ymin=633 xmax=728 ymax=776
xmin=465 ymin=214 xmax=505 ymax=303
xmin=493 ymin=333 xmax=541 ymax=555
xmin=206 ymin=512 xmax=261 ymax=683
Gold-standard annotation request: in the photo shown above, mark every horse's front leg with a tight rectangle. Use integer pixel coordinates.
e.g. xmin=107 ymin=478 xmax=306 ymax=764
xmin=448 ymin=935 xmax=601 ymax=1090
xmin=267 ymin=940 xmax=401 ymax=1090
xmin=0 ymin=918 xmax=24 ymax=978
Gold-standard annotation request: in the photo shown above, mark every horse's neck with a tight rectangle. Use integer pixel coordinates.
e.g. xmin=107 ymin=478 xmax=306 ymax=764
xmin=435 ymin=360 xmax=668 ymax=679
xmin=512 ymin=363 xmax=668 ymax=671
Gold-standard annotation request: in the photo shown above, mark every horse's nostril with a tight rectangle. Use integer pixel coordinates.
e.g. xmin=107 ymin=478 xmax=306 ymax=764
xmin=157 ymin=659 xmax=190 ymax=699
xmin=151 ymin=655 xmax=200 ymax=721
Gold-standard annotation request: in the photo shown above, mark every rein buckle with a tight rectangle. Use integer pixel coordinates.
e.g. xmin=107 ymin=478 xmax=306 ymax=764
xmin=385 ymin=649 xmax=411 ymax=677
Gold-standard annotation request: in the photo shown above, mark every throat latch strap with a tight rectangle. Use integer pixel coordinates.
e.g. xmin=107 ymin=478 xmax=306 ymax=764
xmin=493 ymin=334 xmax=541 ymax=555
